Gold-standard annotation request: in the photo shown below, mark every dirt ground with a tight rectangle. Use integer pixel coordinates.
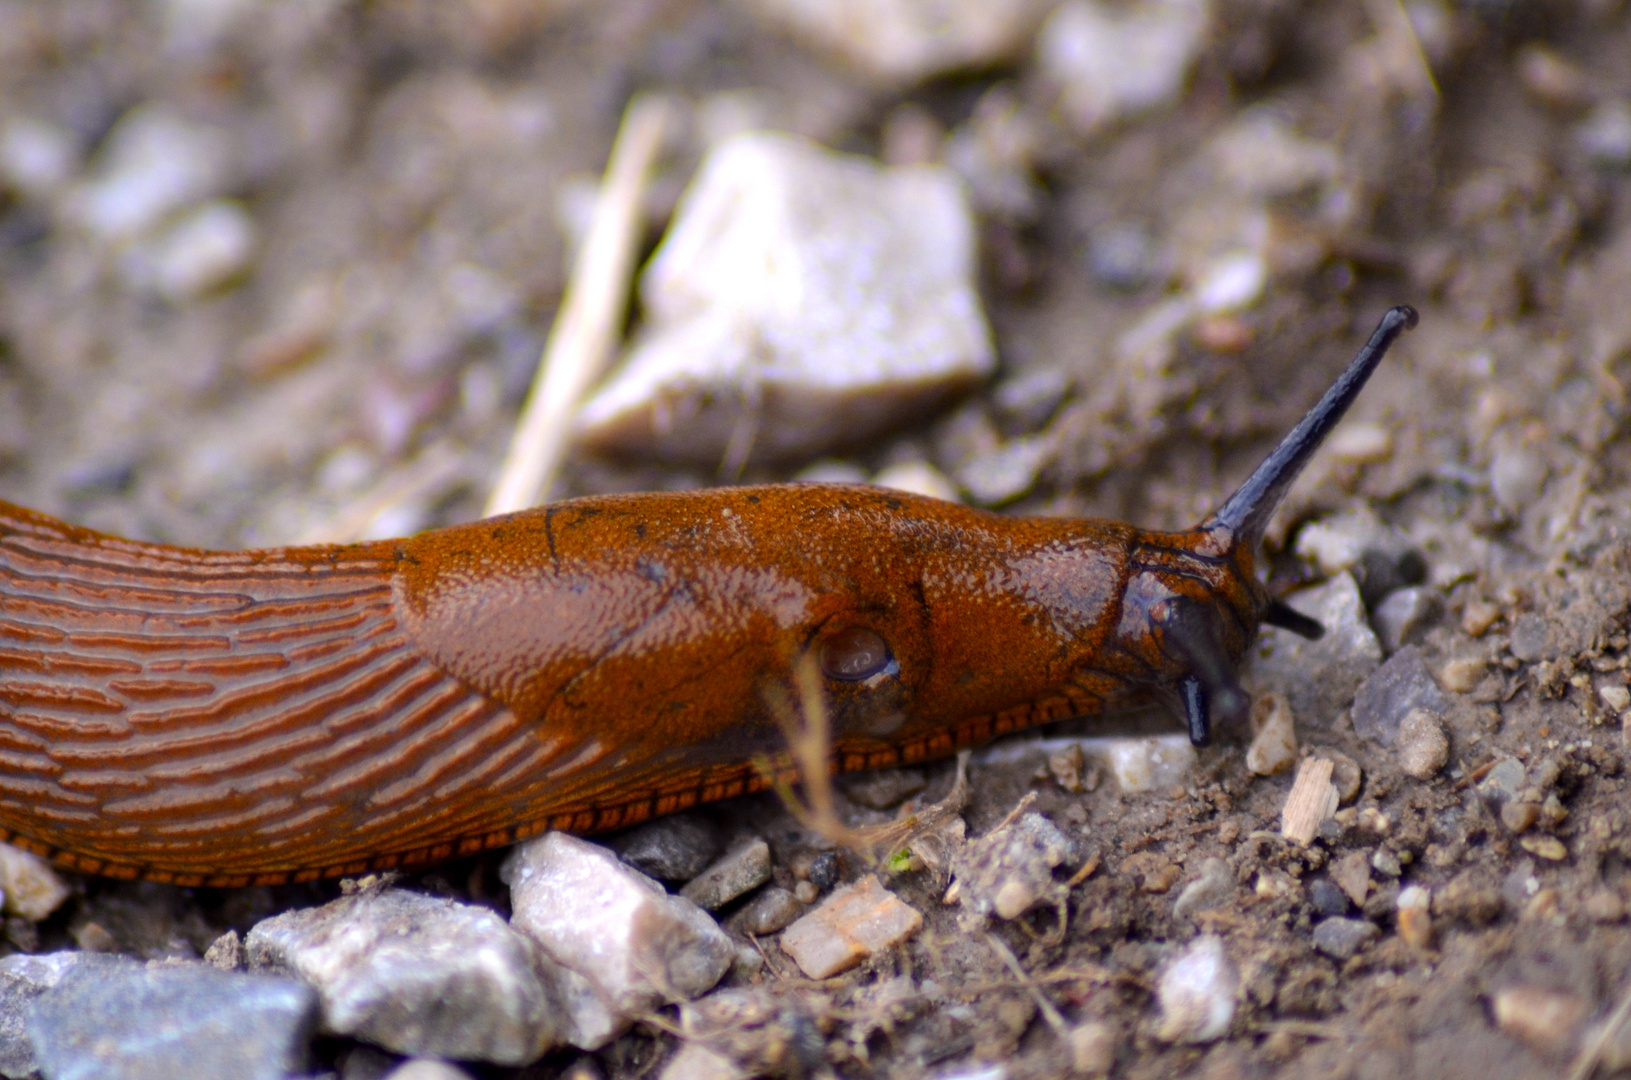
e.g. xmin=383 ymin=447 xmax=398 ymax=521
xmin=4 ymin=1 xmax=1631 ymax=1078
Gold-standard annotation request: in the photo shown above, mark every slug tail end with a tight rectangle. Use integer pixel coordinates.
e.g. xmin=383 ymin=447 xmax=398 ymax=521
xmin=1204 ymin=306 xmax=1417 ymax=547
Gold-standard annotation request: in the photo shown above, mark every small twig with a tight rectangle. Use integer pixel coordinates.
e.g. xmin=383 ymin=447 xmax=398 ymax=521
xmin=760 ymin=653 xmax=970 ymax=861
xmin=1568 ymin=970 xmax=1631 ymax=1080
xmin=484 ymin=94 xmax=671 ymax=516
xmin=982 ymin=929 xmax=1069 ymax=1038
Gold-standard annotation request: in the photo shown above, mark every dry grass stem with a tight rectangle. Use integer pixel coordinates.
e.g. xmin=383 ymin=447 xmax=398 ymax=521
xmin=484 ymin=94 xmax=671 ymax=516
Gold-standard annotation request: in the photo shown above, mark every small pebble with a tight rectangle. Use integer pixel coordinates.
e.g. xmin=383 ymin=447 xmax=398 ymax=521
xmin=1245 ymin=693 xmax=1297 ymax=776
xmin=744 ymin=0 xmax=1042 ymax=84
xmin=610 ymin=814 xmax=723 ymax=883
xmin=729 ymin=887 xmax=804 ymax=937
xmin=1501 ymin=801 xmax=1540 ymax=834
xmin=0 ymin=117 xmax=78 ymax=199
xmin=1250 ymin=574 xmax=1382 ymax=730
xmin=0 ymin=843 xmax=70 ymax=922
xmin=955 ymin=436 xmax=1051 ymax=506
xmin=1324 ymin=749 xmax=1363 ymax=804
xmin=1325 ymin=422 xmax=1393 ymax=465
xmin=1518 ymin=835 xmax=1568 ymax=861
xmin=28 ymin=958 xmax=316 ymax=1080
xmin=1461 ymin=601 xmax=1502 ymax=637
xmin=680 ymin=840 xmax=773 ymax=912
xmin=204 ymin=930 xmax=244 ymax=971
xmin=1479 ymin=758 xmax=1527 ymax=805
xmin=871 ymin=461 xmax=960 ymax=503
xmin=1311 ymin=917 xmax=1380 ymax=960
xmin=1371 ymin=847 xmax=1402 ymax=877
xmin=793 ymin=881 xmax=820 ymax=905
xmin=1490 ymin=444 xmax=1548 ymax=514
xmin=1397 ymin=708 xmax=1450 ymax=779
xmin=1171 ymin=858 xmax=1234 ymax=922
xmin=385 ymin=1062 xmax=478 ymax=1080
xmin=504 ymin=833 xmax=733 ymax=1049
xmin=838 ymin=768 xmax=927 ymax=810
xmin=794 ymin=459 xmax=868 ymax=485
xmin=1329 ymin=851 xmax=1371 ymax=907
xmin=1068 ymin=1019 xmax=1116 ymax=1075
xmin=1307 ymin=878 xmax=1350 ymax=916
xmin=1492 ymin=986 xmax=1588 ymax=1057
xmin=68 ymin=107 xmax=229 ymax=240
xmin=1104 ymin=735 xmax=1197 ymax=793
xmin=1577 ymin=100 xmax=1631 ymax=167
xmin=1154 ymin=936 xmax=1238 ymax=1044
xmin=1037 ymin=0 xmax=1209 ymax=136
xmin=1396 ymin=885 xmax=1432 ymax=949
xmin=246 ymin=887 xmax=563 ymax=1065
xmin=658 ymin=1041 xmax=744 ymax=1080
xmin=1048 ymin=743 xmax=1087 ymax=793
xmin=1438 ymin=656 xmax=1487 ymax=694
xmin=779 ymin=875 xmax=923 ymax=980
xmin=1601 ymin=685 xmax=1631 ymax=713
xmin=806 ymin=850 xmax=841 ymax=891
xmin=1351 ymin=646 xmax=1452 ymax=746
xmin=134 ymin=198 xmax=256 ymax=301
xmin=1583 ymin=888 xmax=1626 ymax=924
xmin=992 ymin=367 xmax=1071 ymax=430
xmin=1372 ymin=587 xmax=1441 ymax=653
xmin=1508 ymin=613 xmax=1553 ymax=664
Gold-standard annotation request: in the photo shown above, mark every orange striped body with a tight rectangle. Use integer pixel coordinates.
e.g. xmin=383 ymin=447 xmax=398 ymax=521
xmin=0 ymin=485 xmax=1260 ymax=885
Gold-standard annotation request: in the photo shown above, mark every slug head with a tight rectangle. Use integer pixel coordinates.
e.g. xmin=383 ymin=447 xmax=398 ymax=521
xmin=1135 ymin=306 xmax=1418 ymax=746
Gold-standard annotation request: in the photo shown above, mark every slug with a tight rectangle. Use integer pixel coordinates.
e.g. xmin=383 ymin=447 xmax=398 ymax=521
xmin=0 ymin=307 xmax=1416 ymax=887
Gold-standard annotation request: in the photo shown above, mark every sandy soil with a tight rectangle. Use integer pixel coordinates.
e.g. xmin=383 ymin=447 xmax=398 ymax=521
xmin=3 ymin=2 xmax=1631 ymax=1078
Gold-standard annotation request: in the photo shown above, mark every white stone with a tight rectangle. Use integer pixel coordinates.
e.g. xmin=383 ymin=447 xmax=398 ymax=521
xmin=0 ymin=118 xmax=78 ymax=200
xmin=577 ymin=132 xmax=993 ymax=465
xmin=244 ymin=888 xmax=562 ymax=1065
xmin=67 ymin=107 xmax=230 ymax=240
xmin=736 ymin=0 xmax=1048 ymax=85
xmin=1577 ymin=100 xmax=1631 ymax=168
xmin=1155 ymin=935 xmax=1237 ymax=1043
xmin=130 ymin=199 xmax=257 ymax=301
xmin=1245 ymin=693 xmax=1297 ymax=776
xmin=0 ymin=842 xmax=69 ymax=921
xmin=1105 ymin=734 xmax=1197 ymax=793
xmin=954 ymin=435 xmax=1052 ymax=505
xmin=1036 ymin=0 xmax=1209 ymax=136
xmin=872 ymin=460 xmax=960 ymax=502
xmin=503 ymin=833 xmax=733 ymax=1048
xmin=1192 ymin=251 xmax=1267 ymax=315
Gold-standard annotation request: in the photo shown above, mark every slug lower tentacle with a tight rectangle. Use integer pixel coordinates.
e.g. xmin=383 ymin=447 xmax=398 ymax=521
xmin=0 ymin=307 xmax=1415 ymax=885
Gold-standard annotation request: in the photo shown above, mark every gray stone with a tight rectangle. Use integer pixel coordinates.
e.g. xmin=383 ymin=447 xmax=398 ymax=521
xmin=576 ymin=132 xmax=993 ymax=466
xmin=1371 ymin=587 xmax=1441 ymax=653
xmin=1246 ymin=574 xmax=1382 ymax=730
xmin=1479 ymin=758 xmax=1527 ymax=805
xmin=0 ymin=954 xmax=133 ymax=1079
xmin=245 ymin=888 xmax=561 ymax=1066
xmin=1351 ymin=646 xmax=1452 ymax=746
xmin=1308 ymin=878 xmax=1351 ymax=916
xmin=955 ymin=435 xmax=1052 ymax=506
xmin=27 ymin=959 xmax=315 ymax=1080
xmin=1036 ymin=0 xmax=1209 ymax=136
xmin=681 ymin=840 xmax=773 ymax=912
xmin=992 ymin=368 xmax=1070 ymax=431
xmin=1577 ymin=100 xmax=1631 ymax=167
xmin=839 ymin=768 xmax=927 ymax=810
xmin=1508 ymin=614 xmax=1554 ymax=663
xmin=1311 ymin=917 xmax=1380 ymax=960
xmin=1171 ymin=858 xmax=1234 ymax=922
xmin=729 ymin=887 xmax=805 ymax=937
xmin=610 ymin=814 xmax=722 ymax=882
xmin=503 ymin=833 xmax=733 ymax=1050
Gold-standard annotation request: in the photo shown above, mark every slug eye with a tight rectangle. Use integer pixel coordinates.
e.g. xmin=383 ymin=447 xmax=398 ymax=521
xmin=819 ymin=626 xmax=896 ymax=682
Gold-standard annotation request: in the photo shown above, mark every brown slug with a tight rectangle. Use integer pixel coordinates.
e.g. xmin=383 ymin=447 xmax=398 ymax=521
xmin=0 ymin=307 xmax=1416 ymax=886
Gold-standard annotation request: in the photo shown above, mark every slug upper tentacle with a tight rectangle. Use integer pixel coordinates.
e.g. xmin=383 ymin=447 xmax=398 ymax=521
xmin=0 ymin=307 xmax=1416 ymax=883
